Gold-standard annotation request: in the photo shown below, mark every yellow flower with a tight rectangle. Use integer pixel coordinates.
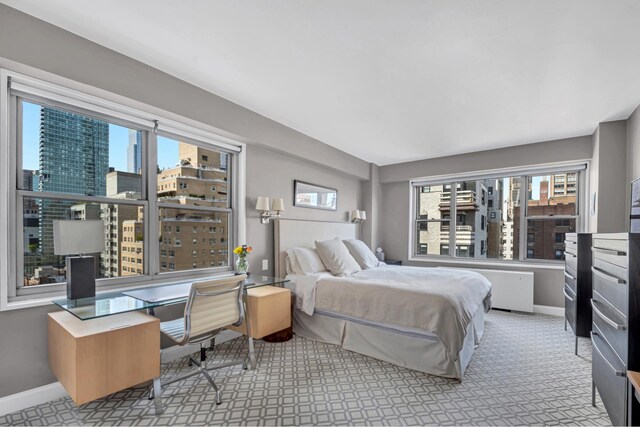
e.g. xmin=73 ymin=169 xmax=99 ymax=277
xmin=233 ymin=247 xmax=242 ymax=255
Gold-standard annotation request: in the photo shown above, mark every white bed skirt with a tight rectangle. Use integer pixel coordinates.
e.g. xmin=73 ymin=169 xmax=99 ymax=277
xmin=293 ymin=308 xmax=485 ymax=380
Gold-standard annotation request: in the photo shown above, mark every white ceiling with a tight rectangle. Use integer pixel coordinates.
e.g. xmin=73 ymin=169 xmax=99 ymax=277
xmin=3 ymin=1 xmax=640 ymax=165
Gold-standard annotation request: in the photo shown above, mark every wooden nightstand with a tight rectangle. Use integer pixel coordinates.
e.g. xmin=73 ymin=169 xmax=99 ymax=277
xmin=385 ymin=259 xmax=402 ymax=265
xmin=227 ymin=285 xmax=291 ymax=339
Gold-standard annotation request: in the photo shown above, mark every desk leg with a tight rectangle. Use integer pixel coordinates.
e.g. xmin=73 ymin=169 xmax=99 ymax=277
xmin=243 ymin=298 xmax=256 ymax=370
xmin=152 ymin=377 xmax=163 ymax=415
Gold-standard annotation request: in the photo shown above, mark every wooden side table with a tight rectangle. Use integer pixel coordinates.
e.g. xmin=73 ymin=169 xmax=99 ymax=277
xmin=385 ymin=259 xmax=402 ymax=265
xmin=48 ymin=310 xmax=160 ymax=405
xmin=227 ymin=285 xmax=291 ymax=340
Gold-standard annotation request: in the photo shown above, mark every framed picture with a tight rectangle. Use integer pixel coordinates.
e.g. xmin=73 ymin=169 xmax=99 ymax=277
xmin=293 ymin=180 xmax=337 ymax=211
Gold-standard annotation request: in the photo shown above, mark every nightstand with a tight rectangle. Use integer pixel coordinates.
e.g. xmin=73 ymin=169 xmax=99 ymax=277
xmin=385 ymin=259 xmax=402 ymax=265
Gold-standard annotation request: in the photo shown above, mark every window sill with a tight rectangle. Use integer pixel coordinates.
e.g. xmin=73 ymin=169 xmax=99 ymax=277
xmin=407 ymin=256 xmax=565 ymax=270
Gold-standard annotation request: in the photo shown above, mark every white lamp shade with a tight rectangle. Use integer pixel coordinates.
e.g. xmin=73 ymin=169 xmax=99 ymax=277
xmin=359 ymin=210 xmax=367 ymax=220
xmin=53 ymin=220 xmax=105 ymax=255
xmin=272 ymin=198 xmax=285 ymax=212
xmin=351 ymin=210 xmax=361 ymax=221
xmin=256 ymin=196 xmax=270 ymax=211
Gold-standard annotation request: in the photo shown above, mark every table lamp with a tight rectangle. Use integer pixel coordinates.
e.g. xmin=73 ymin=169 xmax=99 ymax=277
xmin=53 ymin=220 xmax=105 ymax=300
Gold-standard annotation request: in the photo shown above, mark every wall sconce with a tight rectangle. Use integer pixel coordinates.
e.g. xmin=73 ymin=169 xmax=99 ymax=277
xmin=256 ymin=196 xmax=285 ymax=224
xmin=351 ymin=210 xmax=367 ymax=224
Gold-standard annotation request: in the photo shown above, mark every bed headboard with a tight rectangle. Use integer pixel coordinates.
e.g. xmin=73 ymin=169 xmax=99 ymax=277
xmin=274 ymin=219 xmax=357 ymax=277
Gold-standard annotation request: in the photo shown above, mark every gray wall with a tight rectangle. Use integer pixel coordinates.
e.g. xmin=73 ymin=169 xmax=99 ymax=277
xmin=246 ymin=146 xmax=362 ymax=277
xmin=591 ymin=121 xmax=627 ymax=233
xmin=627 ymin=105 xmax=640 ymax=220
xmin=589 ymin=120 xmax=638 ymax=233
xmin=589 ymin=126 xmax=600 ymax=233
xmin=361 ymin=164 xmax=382 ymax=250
xmin=0 ymin=4 xmax=366 ymax=398
xmin=378 ymin=135 xmax=596 ymax=309
xmin=380 ymin=135 xmax=593 ymax=183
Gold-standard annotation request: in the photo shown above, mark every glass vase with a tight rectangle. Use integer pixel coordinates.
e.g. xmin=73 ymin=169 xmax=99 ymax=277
xmin=235 ymin=256 xmax=249 ymax=275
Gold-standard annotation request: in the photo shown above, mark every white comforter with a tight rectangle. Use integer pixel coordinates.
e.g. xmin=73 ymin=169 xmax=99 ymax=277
xmin=286 ymin=265 xmax=492 ymax=358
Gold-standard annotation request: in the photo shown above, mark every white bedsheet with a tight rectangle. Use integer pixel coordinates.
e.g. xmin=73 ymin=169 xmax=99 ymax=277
xmin=286 ymin=265 xmax=492 ymax=358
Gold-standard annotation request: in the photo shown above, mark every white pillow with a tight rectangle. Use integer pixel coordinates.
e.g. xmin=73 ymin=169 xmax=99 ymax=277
xmin=292 ymin=247 xmax=327 ymax=274
xmin=286 ymin=249 xmax=304 ymax=275
xmin=315 ymin=238 xmax=361 ymax=276
xmin=343 ymin=239 xmax=382 ymax=269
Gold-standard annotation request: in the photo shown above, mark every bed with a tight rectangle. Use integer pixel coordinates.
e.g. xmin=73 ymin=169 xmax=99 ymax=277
xmin=274 ymin=219 xmax=492 ymax=380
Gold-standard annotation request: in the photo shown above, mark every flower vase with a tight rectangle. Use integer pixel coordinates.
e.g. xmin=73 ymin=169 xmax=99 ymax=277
xmin=235 ymin=256 xmax=249 ymax=275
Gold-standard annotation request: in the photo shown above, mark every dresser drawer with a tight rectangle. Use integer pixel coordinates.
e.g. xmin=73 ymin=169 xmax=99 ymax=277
xmin=592 ymin=263 xmax=628 ymax=315
xmin=593 ymin=249 xmax=628 ymax=270
xmin=565 ymin=233 xmax=578 ymax=244
xmin=564 ymin=267 xmax=577 ymax=294
xmin=593 ymin=257 xmax=628 ymax=285
xmin=593 ymin=237 xmax=628 ymax=254
xmin=591 ymin=294 xmax=628 ymax=363
xmin=592 ymin=329 xmax=627 ymax=427
xmin=565 ymin=239 xmax=578 ymax=254
xmin=564 ymin=284 xmax=577 ymax=331
xmin=565 ymin=249 xmax=577 ymax=270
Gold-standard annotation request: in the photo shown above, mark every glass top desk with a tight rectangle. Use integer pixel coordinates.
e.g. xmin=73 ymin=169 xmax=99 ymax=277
xmin=52 ymin=275 xmax=290 ymax=370
xmin=52 ymin=275 xmax=290 ymax=321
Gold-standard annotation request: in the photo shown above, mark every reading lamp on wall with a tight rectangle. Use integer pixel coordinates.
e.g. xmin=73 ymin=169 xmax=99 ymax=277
xmin=256 ymin=196 xmax=285 ymax=224
xmin=351 ymin=210 xmax=367 ymax=224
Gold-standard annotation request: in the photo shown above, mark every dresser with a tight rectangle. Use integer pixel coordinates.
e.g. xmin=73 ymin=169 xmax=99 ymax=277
xmin=590 ymin=233 xmax=640 ymax=427
xmin=563 ymin=233 xmax=592 ymax=355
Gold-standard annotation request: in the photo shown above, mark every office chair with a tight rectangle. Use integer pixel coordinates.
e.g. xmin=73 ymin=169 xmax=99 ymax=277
xmin=151 ymin=274 xmax=247 ymax=412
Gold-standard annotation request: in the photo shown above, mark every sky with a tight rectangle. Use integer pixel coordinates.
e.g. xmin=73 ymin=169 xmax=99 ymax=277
xmin=22 ymin=101 xmax=179 ymax=172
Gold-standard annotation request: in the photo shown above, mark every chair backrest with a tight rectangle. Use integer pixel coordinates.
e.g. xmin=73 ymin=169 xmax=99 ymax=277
xmin=183 ymin=274 xmax=246 ymax=342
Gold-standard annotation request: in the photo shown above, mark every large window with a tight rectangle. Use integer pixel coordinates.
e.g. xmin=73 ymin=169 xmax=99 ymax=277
xmin=2 ymin=71 xmax=242 ymax=303
xmin=156 ymin=135 xmax=231 ymax=273
xmin=413 ymin=169 xmax=582 ymax=263
xmin=19 ymin=101 xmax=148 ymax=286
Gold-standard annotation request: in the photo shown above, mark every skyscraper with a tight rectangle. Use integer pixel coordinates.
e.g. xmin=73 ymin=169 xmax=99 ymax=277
xmin=127 ymin=129 xmax=142 ymax=174
xmin=35 ymin=107 xmax=109 ymax=271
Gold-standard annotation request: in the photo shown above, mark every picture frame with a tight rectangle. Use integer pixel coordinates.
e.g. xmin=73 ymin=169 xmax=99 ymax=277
xmin=293 ymin=180 xmax=337 ymax=211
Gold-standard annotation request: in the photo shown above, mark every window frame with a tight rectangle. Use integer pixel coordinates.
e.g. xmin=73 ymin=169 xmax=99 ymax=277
xmin=408 ymin=162 xmax=588 ymax=267
xmin=0 ymin=68 xmax=246 ymax=310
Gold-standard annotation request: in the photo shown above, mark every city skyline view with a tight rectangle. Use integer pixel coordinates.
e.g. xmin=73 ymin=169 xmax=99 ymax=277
xmin=20 ymin=100 xmax=230 ymax=286
xmin=22 ymin=101 xmax=182 ymax=173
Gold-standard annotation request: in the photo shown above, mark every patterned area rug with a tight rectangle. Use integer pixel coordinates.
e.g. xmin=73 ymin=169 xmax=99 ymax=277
xmin=0 ymin=311 xmax=610 ymax=426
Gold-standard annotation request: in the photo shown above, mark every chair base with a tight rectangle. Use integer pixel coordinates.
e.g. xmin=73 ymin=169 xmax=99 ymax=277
xmin=150 ymin=343 xmax=246 ymax=414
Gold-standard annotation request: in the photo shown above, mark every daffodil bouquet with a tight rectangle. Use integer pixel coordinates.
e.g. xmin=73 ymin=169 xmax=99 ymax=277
xmin=233 ymin=245 xmax=252 ymax=257
xmin=233 ymin=244 xmax=252 ymax=274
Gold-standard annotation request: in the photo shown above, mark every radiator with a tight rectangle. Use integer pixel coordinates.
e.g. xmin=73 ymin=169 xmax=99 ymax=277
xmin=438 ymin=267 xmax=534 ymax=313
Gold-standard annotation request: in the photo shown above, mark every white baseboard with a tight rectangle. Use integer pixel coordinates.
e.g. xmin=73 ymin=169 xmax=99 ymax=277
xmin=0 ymin=330 xmax=244 ymax=417
xmin=533 ymin=304 xmax=565 ymax=317
xmin=0 ymin=382 xmax=68 ymax=417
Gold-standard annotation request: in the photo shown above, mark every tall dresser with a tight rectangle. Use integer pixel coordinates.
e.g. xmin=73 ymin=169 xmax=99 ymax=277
xmin=563 ymin=233 xmax=592 ymax=355
xmin=590 ymin=233 xmax=640 ymax=426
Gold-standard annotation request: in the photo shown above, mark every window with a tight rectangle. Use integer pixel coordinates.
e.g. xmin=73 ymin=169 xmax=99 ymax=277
xmin=412 ymin=168 xmax=583 ymax=262
xmin=415 ymin=185 xmax=450 ymax=256
xmin=524 ymin=173 xmax=577 ymax=261
xmin=19 ymin=101 xmax=147 ymax=286
xmin=157 ymin=136 xmax=230 ymax=274
xmin=2 ymin=70 xmax=243 ymax=304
